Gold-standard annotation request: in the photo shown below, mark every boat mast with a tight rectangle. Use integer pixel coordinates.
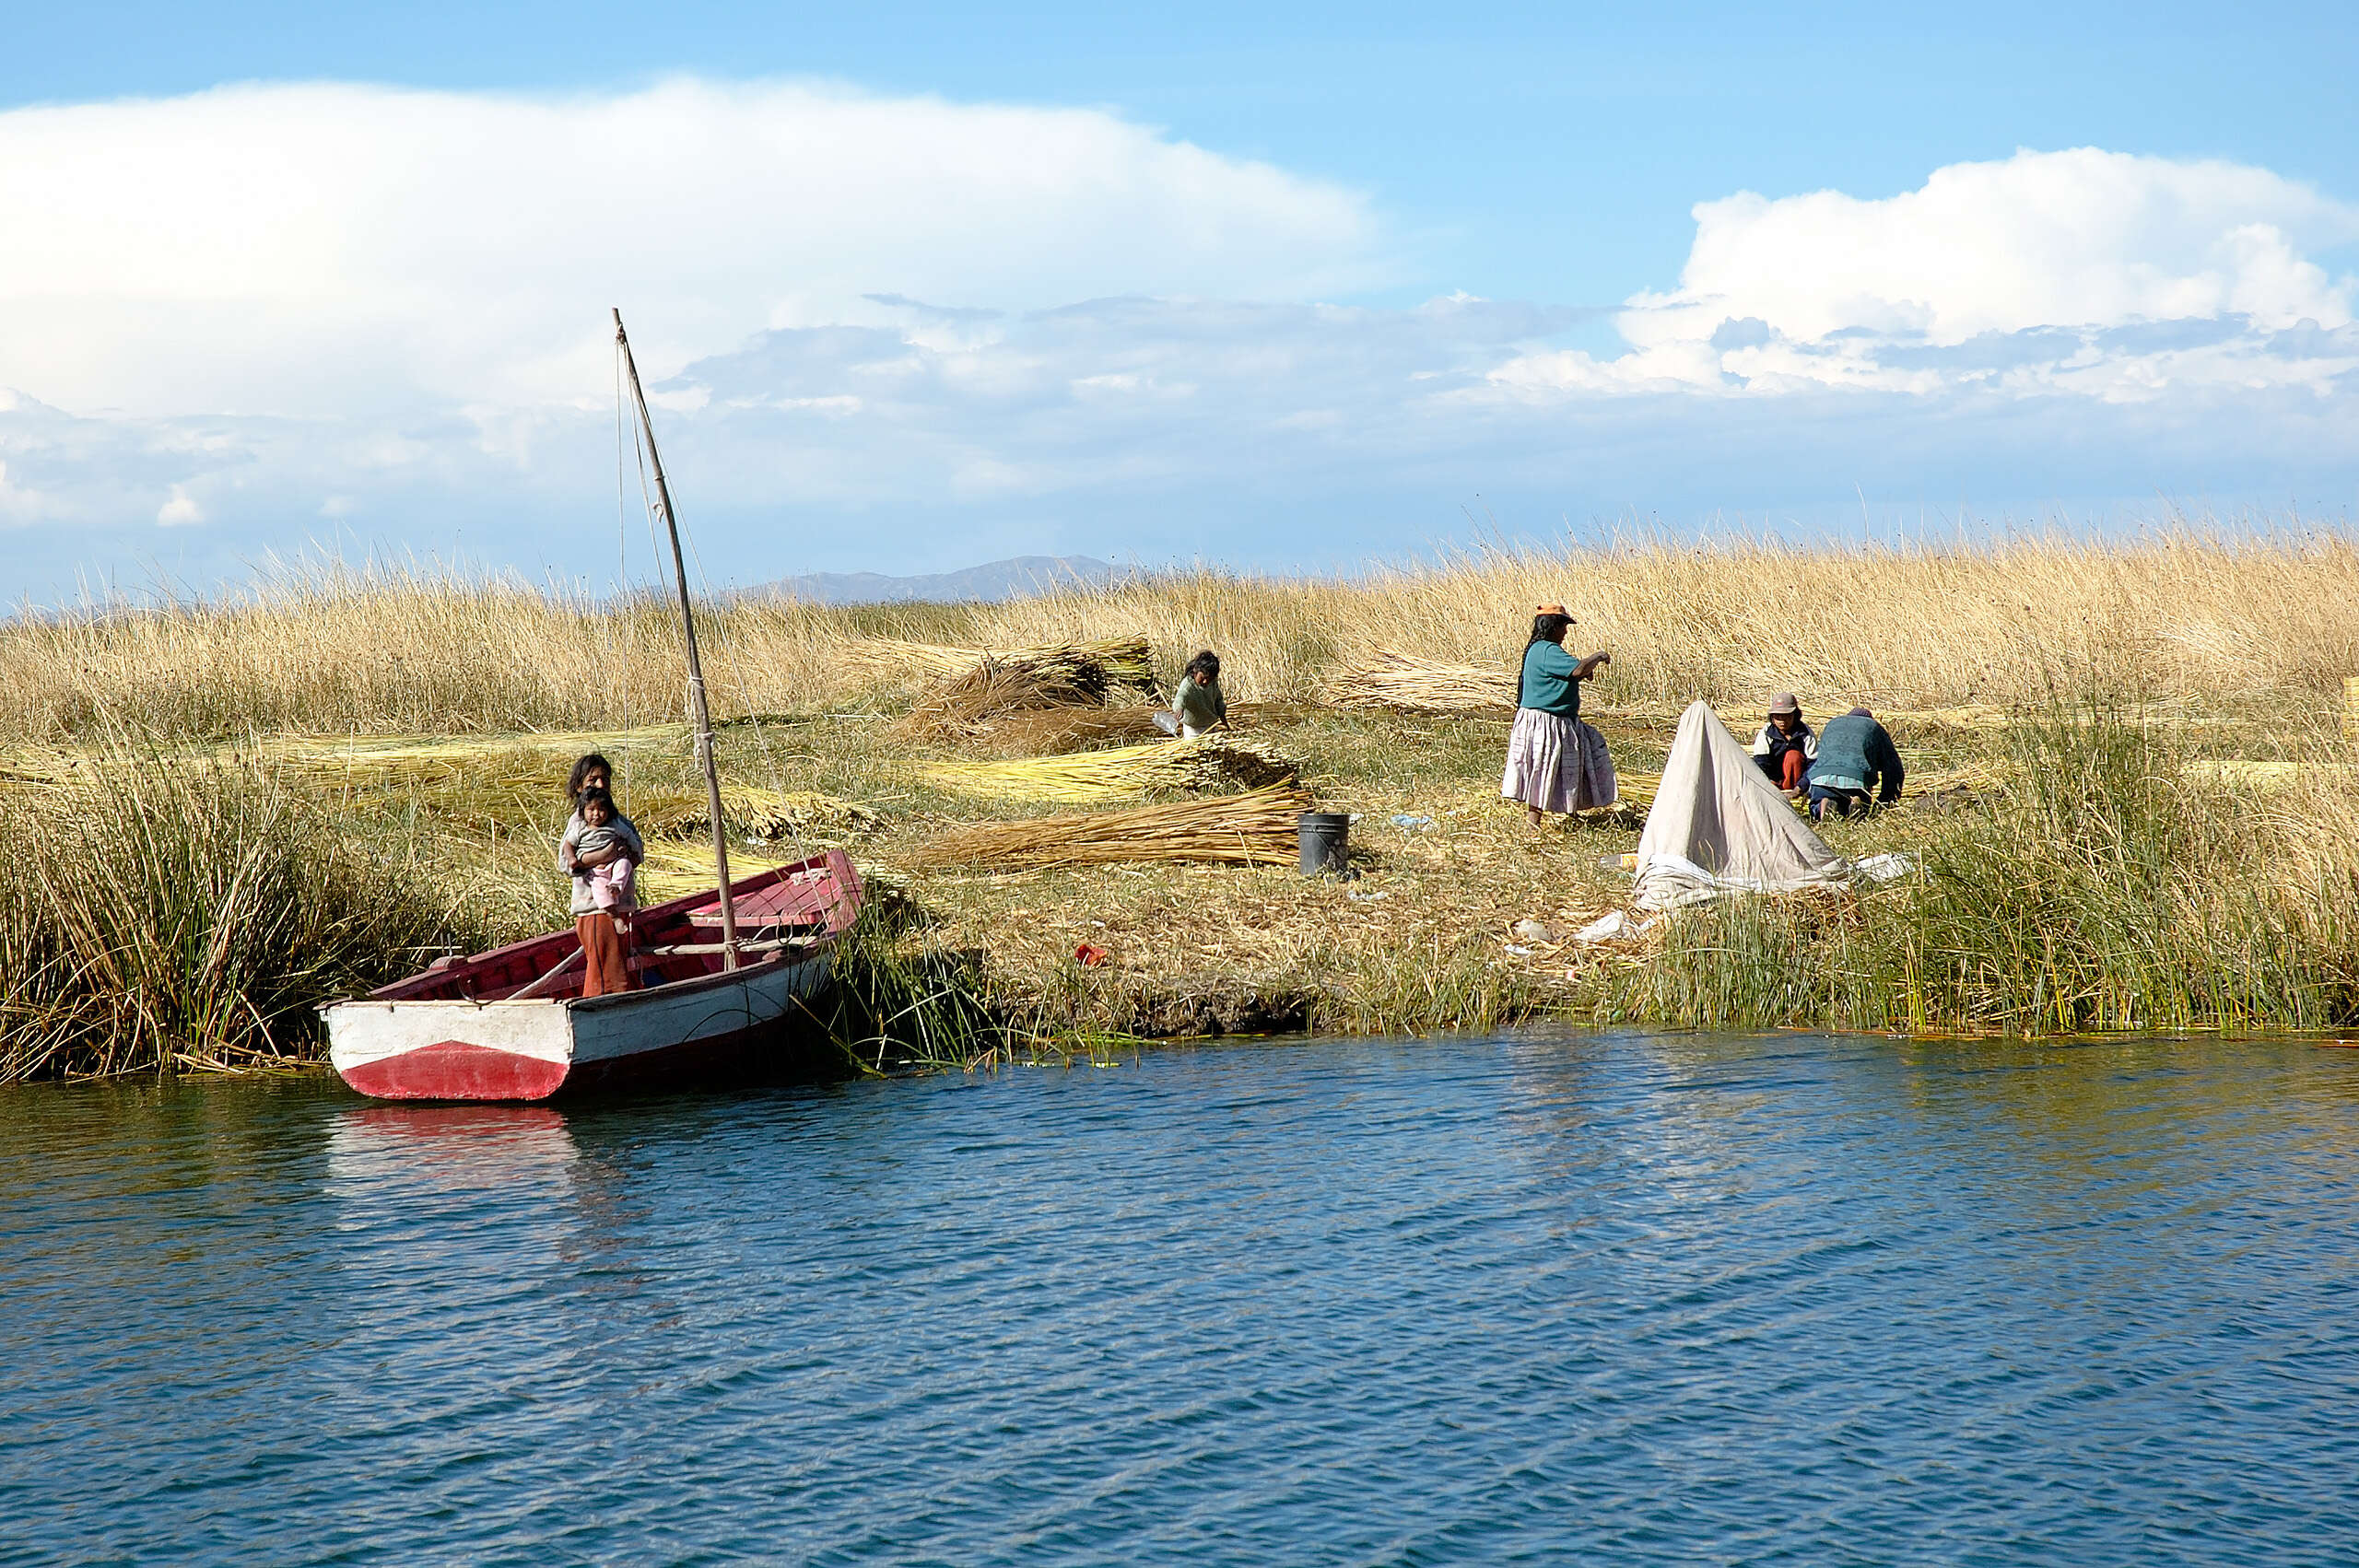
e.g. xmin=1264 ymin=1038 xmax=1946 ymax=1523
xmin=614 ymin=309 xmax=739 ymax=970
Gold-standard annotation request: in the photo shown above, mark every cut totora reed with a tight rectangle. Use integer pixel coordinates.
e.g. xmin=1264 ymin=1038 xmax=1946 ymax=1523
xmin=911 ymin=784 xmax=1315 ymax=868
xmin=920 ymin=737 xmax=1299 ymax=802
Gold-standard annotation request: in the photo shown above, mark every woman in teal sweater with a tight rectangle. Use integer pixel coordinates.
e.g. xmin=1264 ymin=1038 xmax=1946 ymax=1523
xmin=1500 ymin=604 xmax=1615 ymax=828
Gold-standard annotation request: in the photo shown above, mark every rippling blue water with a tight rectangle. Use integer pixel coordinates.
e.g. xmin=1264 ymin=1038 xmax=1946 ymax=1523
xmin=5 ymin=1033 xmax=2358 ymax=1564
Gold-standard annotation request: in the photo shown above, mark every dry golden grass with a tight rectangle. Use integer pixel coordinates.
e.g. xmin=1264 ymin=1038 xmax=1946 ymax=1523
xmin=919 ymin=736 xmax=1298 ymax=803
xmin=6 ymin=531 xmax=2354 ymax=743
xmin=898 ymin=638 xmax=1154 ymax=743
xmin=1327 ymin=650 xmax=1515 ymax=713
xmin=910 ymin=785 xmax=1315 ymax=869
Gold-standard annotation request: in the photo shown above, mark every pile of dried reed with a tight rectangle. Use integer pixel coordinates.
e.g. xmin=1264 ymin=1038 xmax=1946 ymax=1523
xmin=968 ymin=702 xmax=1310 ymax=755
xmin=911 ymin=783 xmax=1314 ymax=869
xmin=899 ymin=637 xmax=1158 ymax=742
xmin=1326 ymin=649 xmax=1515 ymax=714
xmin=851 ymin=634 xmax=1154 ymax=689
xmin=920 ymin=737 xmax=1299 ymax=803
xmin=972 ymin=705 xmax=1171 ymax=755
xmin=631 ymin=784 xmax=885 ymax=842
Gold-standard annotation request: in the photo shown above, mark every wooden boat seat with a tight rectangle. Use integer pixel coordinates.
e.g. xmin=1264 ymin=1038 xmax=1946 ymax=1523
xmin=686 ymin=867 xmax=847 ymax=930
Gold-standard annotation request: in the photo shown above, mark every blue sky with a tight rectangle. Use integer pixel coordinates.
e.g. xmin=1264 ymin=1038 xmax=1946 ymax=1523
xmin=2 ymin=2 xmax=2355 ymax=599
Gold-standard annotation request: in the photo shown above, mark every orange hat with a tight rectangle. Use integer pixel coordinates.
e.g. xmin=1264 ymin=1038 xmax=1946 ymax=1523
xmin=1534 ymin=602 xmax=1567 ymax=615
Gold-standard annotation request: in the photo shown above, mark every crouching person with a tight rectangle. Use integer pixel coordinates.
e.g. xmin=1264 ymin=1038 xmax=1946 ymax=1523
xmin=1750 ymin=693 xmax=1815 ymax=797
xmin=1807 ymin=707 xmax=1904 ymax=821
xmin=1171 ymin=649 xmax=1227 ymax=738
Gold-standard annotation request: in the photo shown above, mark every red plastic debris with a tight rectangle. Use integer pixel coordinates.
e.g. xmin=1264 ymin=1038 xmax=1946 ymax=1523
xmin=1074 ymin=942 xmax=1110 ymax=966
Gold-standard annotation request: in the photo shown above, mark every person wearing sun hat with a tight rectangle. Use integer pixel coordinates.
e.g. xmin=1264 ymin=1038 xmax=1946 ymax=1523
xmin=1500 ymin=602 xmax=1615 ymax=828
xmin=1748 ymin=693 xmax=1817 ymax=797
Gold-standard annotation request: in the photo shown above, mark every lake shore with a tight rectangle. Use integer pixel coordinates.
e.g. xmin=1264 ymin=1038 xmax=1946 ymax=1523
xmin=1 ymin=532 xmax=2354 ymax=1079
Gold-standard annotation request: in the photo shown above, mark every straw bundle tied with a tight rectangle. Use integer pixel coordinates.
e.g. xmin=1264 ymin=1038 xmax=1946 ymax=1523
xmin=1328 ymin=650 xmax=1515 ymax=714
xmin=920 ymin=737 xmax=1299 ymax=803
xmin=632 ymin=784 xmax=883 ymax=842
xmin=848 ymin=634 xmax=1155 ymax=689
xmin=970 ymin=705 xmax=1169 ymax=755
xmin=899 ymin=637 xmax=1158 ymax=742
xmin=969 ymin=702 xmax=1306 ymax=755
xmin=912 ymin=783 xmax=1314 ymax=869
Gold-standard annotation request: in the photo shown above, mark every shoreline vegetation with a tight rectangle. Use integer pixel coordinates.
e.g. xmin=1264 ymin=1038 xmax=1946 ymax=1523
xmin=4 ymin=530 xmax=2356 ymax=1082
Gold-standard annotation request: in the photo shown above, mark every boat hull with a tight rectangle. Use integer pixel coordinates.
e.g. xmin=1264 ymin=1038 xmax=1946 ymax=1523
xmin=328 ymin=948 xmax=838 ymax=1102
xmin=325 ymin=851 xmax=861 ymax=1103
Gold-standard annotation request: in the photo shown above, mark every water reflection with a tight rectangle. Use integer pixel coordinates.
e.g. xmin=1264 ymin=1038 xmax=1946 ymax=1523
xmin=326 ymin=1102 xmax=581 ymax=1197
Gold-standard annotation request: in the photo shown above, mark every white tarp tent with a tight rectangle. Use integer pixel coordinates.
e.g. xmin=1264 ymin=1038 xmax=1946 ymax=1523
xmin=1633 ymin=700 xmax=1852 ymax=910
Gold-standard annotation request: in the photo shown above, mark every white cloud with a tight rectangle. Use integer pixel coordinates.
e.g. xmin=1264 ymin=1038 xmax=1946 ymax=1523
xmin=0 ymin=78 xmax=1379 ymax=420
xmin=0 ymin=111 xmax=2354 ymax=593
xmin=155 ymin=485 xmax=205 ymax=526
xmin=0 ymin=460 xmax=41 ymax=522
xmin=1498 ymin=147 xmax=2359 ymax=398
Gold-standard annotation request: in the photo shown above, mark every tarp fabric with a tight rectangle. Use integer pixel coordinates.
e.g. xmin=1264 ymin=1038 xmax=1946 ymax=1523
xmin=1633 ymin=701 xmax=1851 ymax=910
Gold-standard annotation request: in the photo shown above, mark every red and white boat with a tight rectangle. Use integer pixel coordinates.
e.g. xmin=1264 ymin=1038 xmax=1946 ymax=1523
xmin=326 ymin=850 xmax=863 ymax=1101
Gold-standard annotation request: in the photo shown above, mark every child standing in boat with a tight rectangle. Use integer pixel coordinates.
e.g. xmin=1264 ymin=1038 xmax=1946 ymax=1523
xmin=574 ymin=789 xmax=639 ymax=918
xmin=558 ymin=758 xmax=644 ymax=997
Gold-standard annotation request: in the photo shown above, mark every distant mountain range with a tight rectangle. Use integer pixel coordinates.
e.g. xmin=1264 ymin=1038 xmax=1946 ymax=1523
xmin=743 ymin=555 xmax=1125 ymax=605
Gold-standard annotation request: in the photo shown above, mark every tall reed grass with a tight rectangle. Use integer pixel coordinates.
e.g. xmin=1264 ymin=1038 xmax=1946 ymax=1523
xmin=6 ymin=528 xmax=2354 ymax=740
xmin=0 ymin=749 xmax=489 ymax=1081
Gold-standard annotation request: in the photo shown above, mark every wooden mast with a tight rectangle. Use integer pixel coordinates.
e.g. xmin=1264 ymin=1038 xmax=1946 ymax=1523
xmin=613 ymin=308 xmax=739 ymax=969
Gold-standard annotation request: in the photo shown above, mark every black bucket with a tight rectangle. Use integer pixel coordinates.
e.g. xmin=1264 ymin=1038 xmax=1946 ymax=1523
xmin=1297 ymin=812 xmax=1351 ymax=877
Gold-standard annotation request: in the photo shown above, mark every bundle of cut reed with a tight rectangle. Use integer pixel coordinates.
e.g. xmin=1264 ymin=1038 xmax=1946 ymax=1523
xmin=845 ymin=634 xmax=1155 ymax=691
xmin=920 ymin=737 xmax=1298 ymax=803
xmin=911 ymin=783 xmax=1313 ymax=869
xmin=975 ymin=705 xmax=1169 ymax=755
xmin=1326 ymin=649 xmax=1515 ymax=714
xmin=900 ymin=637 xmax=1157 ymax=742
xmin=631 ymin=783 xmax=885 ymax=842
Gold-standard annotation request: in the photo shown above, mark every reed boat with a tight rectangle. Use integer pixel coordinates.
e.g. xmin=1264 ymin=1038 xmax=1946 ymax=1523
xmin=327 ymin=309 xmax=863 ymax=1103
xmin=325 ymin=851 xmax=861 ymax=1101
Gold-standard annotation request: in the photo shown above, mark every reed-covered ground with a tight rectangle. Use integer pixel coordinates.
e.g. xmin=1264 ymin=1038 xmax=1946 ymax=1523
xmin=4 ymin=528 xmax=2354 ymax=1079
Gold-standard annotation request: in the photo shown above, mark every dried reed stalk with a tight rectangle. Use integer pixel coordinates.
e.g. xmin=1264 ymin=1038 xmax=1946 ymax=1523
xmin=975 ymin=705 xmax=1170 ymax=755
xmin=848 ymin=634 xmax=1155 ymax=690
xmin=1327 ymin=649 xmax=1515 ymax=714
xmin=631 ymin=783 xmax=884 ymax=841
xmin=898 ymin=638 xmax=1157 ymax=742
xmin=910 ymin=783 xmax=1314 ymax=869
xmin=920 ymin=737 xmax=1299 ymax=803
xmin=969 ymin=703 xmax=1308 ymax=755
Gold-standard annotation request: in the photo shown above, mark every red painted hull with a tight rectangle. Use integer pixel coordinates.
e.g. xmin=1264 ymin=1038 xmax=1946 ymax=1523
xmin=340 ymin=1041 xmax=571 ymax=1101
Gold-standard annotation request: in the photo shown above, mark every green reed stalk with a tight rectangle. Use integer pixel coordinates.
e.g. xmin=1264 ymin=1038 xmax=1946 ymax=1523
xmin=0 ymin=746 xmax=487 ymax=1081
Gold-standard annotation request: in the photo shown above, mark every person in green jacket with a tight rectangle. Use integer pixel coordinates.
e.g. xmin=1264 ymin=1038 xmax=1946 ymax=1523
xmin=1170 ymin=649 xmax=1228 ymax=738
xmin=1806 ymin=707 xmax=1905 ymax=821
xmin=1500 ymin=603 xmax=1615 ymax=827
